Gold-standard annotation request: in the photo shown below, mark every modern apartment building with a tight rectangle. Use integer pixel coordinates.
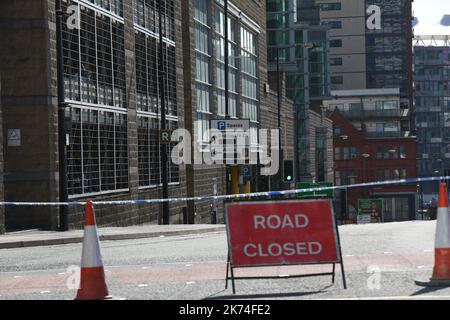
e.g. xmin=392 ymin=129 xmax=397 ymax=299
xmin=414 ymin=37 xmax=450 ymax=197
xmin=317 ymin=0 xmax=414 ymax=131
xmin=325 ymin=89 xmax=418 ymax=222
xmin=267 ymin=0 xmax=334 ymax=183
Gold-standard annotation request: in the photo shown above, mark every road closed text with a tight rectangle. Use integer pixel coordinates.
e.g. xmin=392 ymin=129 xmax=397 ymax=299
xmin=243 ymin=241 xmax=322 ymax=257
xmin=242 ymin=214 xmax=322 ymax=258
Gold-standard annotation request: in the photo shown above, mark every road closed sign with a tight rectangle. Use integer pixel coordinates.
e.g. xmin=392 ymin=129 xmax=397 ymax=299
xmin=225 ymin=200 xmax=340 ymax=267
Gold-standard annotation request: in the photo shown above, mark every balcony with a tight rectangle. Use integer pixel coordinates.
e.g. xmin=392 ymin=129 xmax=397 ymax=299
xmin=338 ymin=109 xmax=410 ymax=120
xmin=366 ymin=131 xmax=409 ymax=138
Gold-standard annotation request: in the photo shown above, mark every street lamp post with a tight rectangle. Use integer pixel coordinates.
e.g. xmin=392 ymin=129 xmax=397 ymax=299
xmin=158 ymin=1 xmax=169 ymax=224
xmin=276 ymin=47 xmax=283 ymax=191
xmin=56 ymin=0 xmax=69 ymax=231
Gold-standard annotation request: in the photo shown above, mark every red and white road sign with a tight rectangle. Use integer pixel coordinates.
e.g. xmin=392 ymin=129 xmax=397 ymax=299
xmin=226 ymin=200 xmax=340 ymax=267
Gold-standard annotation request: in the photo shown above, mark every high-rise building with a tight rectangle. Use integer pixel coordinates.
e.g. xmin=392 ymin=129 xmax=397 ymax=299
xmin=267 ymin=0 xmax=334 ymax=183
xmin=317 ymin=0 xmax=414 ymax=132
xmin=414 ymin=36 xmax=450 ymax=197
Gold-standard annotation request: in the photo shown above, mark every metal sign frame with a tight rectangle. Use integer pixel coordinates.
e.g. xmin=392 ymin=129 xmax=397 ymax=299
xmin=224 ymin=199 xmax=347 ymax=294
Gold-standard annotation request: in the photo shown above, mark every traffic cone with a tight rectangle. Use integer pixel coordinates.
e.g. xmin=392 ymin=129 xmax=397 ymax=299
xmin=415 ymin=182 xmax=450 ymax=287
xmin=75 ymin=200 xmax=111 ymax=300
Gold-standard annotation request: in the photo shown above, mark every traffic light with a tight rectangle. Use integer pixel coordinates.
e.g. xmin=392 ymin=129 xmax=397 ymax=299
xmin=283 ymin=160 xmax=294 ymax=182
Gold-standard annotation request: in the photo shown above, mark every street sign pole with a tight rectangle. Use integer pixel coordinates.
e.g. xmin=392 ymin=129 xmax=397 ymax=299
xmin=277 ymin=47 xmax=283 ymax=191
xmin=224 ymin=0 xmax=232 ymax=196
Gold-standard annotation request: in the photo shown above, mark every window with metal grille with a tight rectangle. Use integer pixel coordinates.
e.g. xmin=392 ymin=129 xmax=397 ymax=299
xmin=135 ymin=32 xmax=159 ymax=113
xmin=134 ymin=30 xmax=177 ymax=115
xmin=138 ymin=116 xmax=179 ymax=186
xmin=134 ymin=1 xmax=178 ymax=187
xmin=67 ymin=107 xmax=129 ymax=196
xmin=61 ymin=2 xmax=126 ymax=108
xmin=133 ymin=0 xmax=175 ymax=41
xmin=82 ymin=0 xmax=124 ymax=16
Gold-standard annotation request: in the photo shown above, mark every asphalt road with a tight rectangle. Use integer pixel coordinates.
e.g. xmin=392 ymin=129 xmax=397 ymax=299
xmin=1 ymin=221 xmax=450 ymax=300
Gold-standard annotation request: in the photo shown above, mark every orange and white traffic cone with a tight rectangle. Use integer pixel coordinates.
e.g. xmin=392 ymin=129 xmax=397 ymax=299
xmin=75 ymin=200 xmax=111 ymax=300
xmin=416 ymin=182 xmax=450 ymax=287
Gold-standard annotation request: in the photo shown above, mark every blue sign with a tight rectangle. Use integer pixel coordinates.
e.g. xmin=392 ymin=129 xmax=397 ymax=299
xmin=217 ymin=121 xmax=227 ymax=131
xmin=242 ymin=165 xmax=252 ymax=178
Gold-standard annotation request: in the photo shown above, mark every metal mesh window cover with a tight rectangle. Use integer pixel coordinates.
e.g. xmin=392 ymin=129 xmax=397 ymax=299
xmin=62 ymin=2 xmax=127 ymax=108
xmin=137 ymin=116 xmax=179 ymax=187
xmin=82 ymin=109 xmax=101 ymax=193
xmin=134 ymin=31 xmax=177 ymax=115
xmin=137 ymin=116 xmax=160 ymax=186
xmin=163 ymin=44 xmax=178 ymax=115
xmin=67 ymin=107 xmax=129 ymax=196
xmin=115 ymin=113 xmax=129 ymax=189
xmin=133 ymin=0 xmax=175 ymax=41
xmin=166 ymin=119 xmax=180 ymax=184
xmin=79 ymin=0 xmax=124 ymax=17
xmin=112 ymin=20 xmax=127 ymax=108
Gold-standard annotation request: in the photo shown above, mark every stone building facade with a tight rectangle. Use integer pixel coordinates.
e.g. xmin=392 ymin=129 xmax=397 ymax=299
xmin=0 ymin=75 xmax=4 ymax=234
xmin=0 ymin=0 xmax=187 ymax=230
xmin=0 ymin=0 xmax=285 ymax=230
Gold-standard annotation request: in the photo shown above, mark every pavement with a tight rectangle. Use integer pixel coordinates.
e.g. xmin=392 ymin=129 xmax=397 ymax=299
xmin=0 ymin=224 xmax=226 ymax=249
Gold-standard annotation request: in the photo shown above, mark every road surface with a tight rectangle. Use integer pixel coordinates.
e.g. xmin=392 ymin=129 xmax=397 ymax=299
xmin=1 ymin=221 xmax=450 ymax=300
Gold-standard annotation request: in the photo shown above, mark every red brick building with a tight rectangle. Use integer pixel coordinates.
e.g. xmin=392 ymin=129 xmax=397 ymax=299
xmin=330 ymin=110 xmax=418 ymax=222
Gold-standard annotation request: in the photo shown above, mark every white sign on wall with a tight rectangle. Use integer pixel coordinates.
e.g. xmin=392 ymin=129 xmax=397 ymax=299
xmin=7 ymin=129 xmax=21 ymax=147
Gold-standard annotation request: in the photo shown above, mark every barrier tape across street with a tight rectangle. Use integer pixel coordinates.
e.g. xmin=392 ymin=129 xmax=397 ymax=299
xmin=0 ymin=176 xmax=448 ymax=207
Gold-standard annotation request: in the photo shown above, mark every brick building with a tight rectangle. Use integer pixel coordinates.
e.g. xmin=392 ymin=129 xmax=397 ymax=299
xmin=0 ymin=76 xmax=4 ymax=234
xmin=329 ymin=105 xmax=418 ymax=222
xmin=0 ymin=0 xmax=188 ymax=231
xmin=0 ymin=0 xmax=289 ymax=230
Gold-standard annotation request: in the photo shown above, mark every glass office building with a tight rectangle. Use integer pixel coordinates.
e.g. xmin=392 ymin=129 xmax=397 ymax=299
xmin=414 ymin=43 xmax=450 ymax=196
xmin=365 ymin=0 xmax=413 ymax=128
xmin=267 ymin=0 xmax=330 ymax=180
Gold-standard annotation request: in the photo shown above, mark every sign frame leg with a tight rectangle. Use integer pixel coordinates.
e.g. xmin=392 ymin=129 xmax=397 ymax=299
xmin=334 ymin=216 xmax=347 ymax=289
xmin=225 ymin=238 xmax=236 ymax=294
xmin=332 ymin=263 xmax=336 ymax=284
xmin=230 ymin=264 xmax=236 ymax=294
xmin=225 ymin=252 xmax=230 ymax=290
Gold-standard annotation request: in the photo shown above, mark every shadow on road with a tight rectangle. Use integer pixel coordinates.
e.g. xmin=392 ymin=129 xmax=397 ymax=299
xmin=411 ymin=286 xmax=448 ymax=296
xmin=204 ymin=284 xmax=333 ymax=300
